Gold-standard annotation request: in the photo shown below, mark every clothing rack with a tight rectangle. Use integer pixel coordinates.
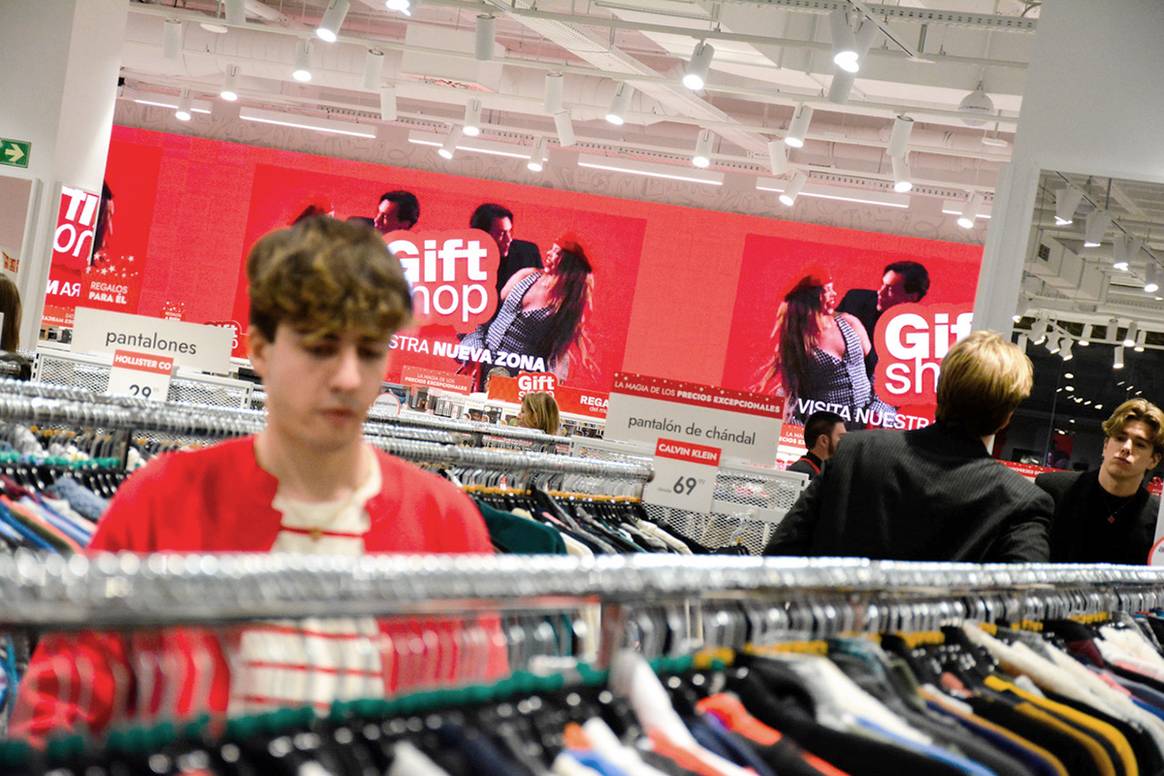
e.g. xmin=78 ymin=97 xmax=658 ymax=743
xmin=2 ymin=553 xmax=1162 ymax=630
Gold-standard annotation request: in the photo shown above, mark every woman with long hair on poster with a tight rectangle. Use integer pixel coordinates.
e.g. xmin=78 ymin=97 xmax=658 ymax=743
xmin=757 ymin=271 xmax=896 ymax=428
xmin=460 ymin=233 xmax=595 ymax=389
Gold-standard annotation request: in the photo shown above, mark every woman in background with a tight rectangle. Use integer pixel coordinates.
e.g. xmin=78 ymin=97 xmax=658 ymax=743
xmin=0 ymin=275 xmax=22 ymax=352
xmin=757 ymin=272 xmax=895 ymax=428
xmin=460 ymin=233 xmax=595 ymax=389
xmin=517 ymin=392 xmax=560 ymax=436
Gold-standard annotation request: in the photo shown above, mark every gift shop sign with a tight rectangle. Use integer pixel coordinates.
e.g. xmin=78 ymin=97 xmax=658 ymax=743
xmin=384 ymin=229 xmax=500 ymax=332
xmin=107 ymin=350 xmax=173 ymax=402
xmin=873 ymin=304 xmax=973 ymax=410
xmin=70 ymin=308 xmax=233 ymax=374
xmin=487 ymin=375 xmax=610 ymax=419
xmin=643 ymin=438 xmax=720 ymax=515
xmin=400 ymin=365 xmax=473 ymax=395
xmin=604 ymin=372 xmax=782 ymax=466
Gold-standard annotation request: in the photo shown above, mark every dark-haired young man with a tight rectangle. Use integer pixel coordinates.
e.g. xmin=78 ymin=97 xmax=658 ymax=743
xmin=375 ymin=190 xmax=420 ymax=233
xmin=1039 ymin=399 xmax=1164 ymax=564
xmin=469 ymin=202 xmax=542 ymax=291
xmin=787 ymin=411 xmax=846 ymax=480
xmin=838 ymin=261 xmax=931 ymax=378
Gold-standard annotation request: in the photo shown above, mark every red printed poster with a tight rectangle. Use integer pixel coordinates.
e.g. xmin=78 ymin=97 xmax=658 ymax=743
xmin=487 ymin=374 xmax=609 ymax=418
xmin=722 ymin=232 xmax=981 ymax=430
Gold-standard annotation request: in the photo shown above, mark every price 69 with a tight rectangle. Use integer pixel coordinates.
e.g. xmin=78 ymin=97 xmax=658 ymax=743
xmin=672 ymin=476 xmax=701 ymax=495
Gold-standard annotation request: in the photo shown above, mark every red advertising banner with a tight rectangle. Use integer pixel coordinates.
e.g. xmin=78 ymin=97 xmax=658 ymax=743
xmin=82 ymin=126 xmax=982 ymax=400
xmin=400 ymin=365 xmax=473 ymax=395
xmin=655 ymin=437 xmax=722 ymax=466
xmin=486 ymin=374 xmax=609 ymax=418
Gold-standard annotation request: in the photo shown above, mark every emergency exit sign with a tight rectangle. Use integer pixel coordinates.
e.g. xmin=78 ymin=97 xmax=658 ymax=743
xmin=0 ymin=139 xmax=31 ymax=169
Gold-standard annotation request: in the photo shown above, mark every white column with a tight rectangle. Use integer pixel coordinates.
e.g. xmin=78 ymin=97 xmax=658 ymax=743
xmin=0 ymin=0 xmax=128 ymax=349
xmin=974 ymin=0 xmax=1164 ymax=334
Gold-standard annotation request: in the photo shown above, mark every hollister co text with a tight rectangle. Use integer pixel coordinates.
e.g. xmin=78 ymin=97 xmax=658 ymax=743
xmin=105 ymin=332 xmax=198 ymax=355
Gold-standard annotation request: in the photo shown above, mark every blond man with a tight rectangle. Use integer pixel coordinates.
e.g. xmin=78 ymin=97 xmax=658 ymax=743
xmin=14 ymin=217 xmax=505 ymax=743
xmin=1038 ymin=399 xmax=1164 ymax=564
xmin=765 ymin=331 xmax=1052 ymax=562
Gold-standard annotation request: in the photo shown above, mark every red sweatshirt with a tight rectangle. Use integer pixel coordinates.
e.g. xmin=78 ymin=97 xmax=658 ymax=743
xmin=12 ymin=437 xmax=506 ymax=744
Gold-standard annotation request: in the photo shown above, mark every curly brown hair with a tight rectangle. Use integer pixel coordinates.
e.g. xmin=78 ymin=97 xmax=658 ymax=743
xmin=247 ymin=216 xmax=411 ymax=345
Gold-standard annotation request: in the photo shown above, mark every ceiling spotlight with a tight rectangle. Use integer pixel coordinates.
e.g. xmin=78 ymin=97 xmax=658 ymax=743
xmin=1095 ymin=404 xmax=1104 ymax=410
xmin=891 ymin=155 xmax=912 ymax=193
xmin=829 ymin=10 xmax=859 ymax=73
xmin=1061 ymin=339 xmax=1074 ymax=361
xmin=316 ymin=0 xmax=349 ymax=42
xmin=888 ymin=115 xmax=914 ymax=159
xmin=220 ymin=65 xmax=240 ymax=101
xmin=553 ymin=110 xmax=576 ymax=147
xmin=683 ymin=41 xmax=715 ymax=90
xmin=1112 ymin=235 xmax=1130 ymax=271
xmin=1054 ymin=185 xmax=1084 ymax=226
xmin=958 ymin=81 xmax=994 ymax=127
xmin=362 ymin=49 xmax=385 ymax=90
xmin=385 ymin=0 xmax=414 ymax=14
xmin=1135 ymin=329 xmax=1147 ymax=353
xmin=438 ymin=125 xmax=462 ymax=160
xmin=827 ymin=22 xmax=878 ymax=104
xmin=784 ymin=104 xmax=813 ymax=148
xmin=292 ymin=39 xmax=313 ymax=82
xmin=1031 ymin=316 xmax=1048 ymax=345
xmin=1079 ymin=324 xmax=1092 ymax=346
xmin=163 ymin=18 xmax=183 ymax=60
xmin=224 ymin=0 xmax=245 ymax=25
xmin=527 ymin=137 xmax=548 ymax=173
xmin=1124 ymin=321 xmax=1138 ymax=347
xmin=474 ymin=14 xmax=496 ymax=61
xmin=1046 ymin=334 xmax=1061 ymax=355
xmin=379 ymin=85 xmax=397 ymax=121
xmin=174 ymin=90 xmax=192 ymax=121
xmin=1084 ymin=399 xmax=1092 ymax=406
xmin=1064 ymin=384 xmax=1075 ymax=392
xmin=957 ymin=192 xmax=983 ymax=229
xmin=1145 ymin=263 xmax=1160 ymax=294
xmin=692 ymin=129 xmax=714 ymax=168
xmin=1064 ymin=372 xmax=1075 ymax=379
xmin=1017 ymin=333 xmax=1029 ymax=351
xmin=1114 ymin=345 xmax=1125 ymax=369
xmin=779 ymin=171 xmax=808 ymax=207
xmin=767 ymin=140 xmax=789 ymax=176
xmin=463 ymin=98 xmax=483 ymax=137
xmin=1083 ymin=208 xmax=1110 ymax=247
xmin=543 ymin=73 xmax=564 ymax=114
xmin=606 ymin=82 xmax=632 ymax=125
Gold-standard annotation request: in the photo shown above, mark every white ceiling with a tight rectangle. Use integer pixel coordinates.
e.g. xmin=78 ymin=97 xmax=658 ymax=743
xmin=116 ymin=0 xmax=1041 ymax=214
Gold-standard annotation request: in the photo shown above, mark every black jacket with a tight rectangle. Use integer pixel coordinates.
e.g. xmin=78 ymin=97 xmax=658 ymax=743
xmin=837 ymin=288 xmax=880 ymax=379
xmin=786 ymin=453 xmax=823 ymax=480
xmin=495 ymin=239 xmax=543 ymax=292
xmin=1036 ymin=470 xmax=1160 ymax=564
xmin=764 ymin=423 xmax=1053 ymax=562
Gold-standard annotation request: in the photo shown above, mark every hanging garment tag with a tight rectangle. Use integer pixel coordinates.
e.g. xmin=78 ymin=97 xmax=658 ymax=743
xmin=643 ymin=437 xmax=720 ymax=515
xmin=107 ymin=349 xmax=173 ymax=402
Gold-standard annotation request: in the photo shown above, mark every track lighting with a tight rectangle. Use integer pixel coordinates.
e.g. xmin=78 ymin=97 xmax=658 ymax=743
xmin=891 ymin=156 xmax=912 ymax=193
xmin=438 ymin=126 xmax=462 ymax=160
xmin=362 ymin=49 xmax=385 ymax=90
xmin=292 ymin=40 xmax=313 ymax=82
xmin=1135 ymin=329 xmax=1147 ymax=353
xmin=224 ymin=0 xmax=245 ymax=25
xmin=784 ymin=104 xmax=813 ymax=148
xmin=553 ymin=111 xmax=576 ymax=147
xmin=379 ymin=86 xmax=397 ymax=121
xmin=1046 ymin=334 xmax=1061 ymax=355
xmin=316 ymin=0 xmax=349 ymax=42
xmin=1079 ymin=323 xmax=1092 ymax=346
xmin=692 ymin=129 xmax=714 ymax=168
xmin=606 ymin=83 xmax=632 ymax=125
xmin=543 ymin=73 xmax=564 ymax=114
xmin=683 ymin=41 xmax=715 ymax=90
xmin=1017 ymin=333 xmax=1028 ymax=351
xmin=463 ymin=99 xmax=483 ymax=137
xmin=829 ymin=10 xmax=859 ymax=73
xmin=220 ymin=65 xmax=240 ymax=101
xmin=385 ymin=0 xmax=415 ymax=14
xmin=827 ymin=23 xmax=879 ymax=104
xmin=1054 ymin=185 xmax=1084 ymax=226
xmin=887 ymin=115 xmax=914 ymax=159
xmin=957 ymin=192 xmax=983 ymax=229
xmin=163 ymin=19 xmax=183 ymax=60
xmin=767 ymin=141 xmax=788 ymax=176
xmin=1061 ymin=339 xmax=1074 ymax=361
xmin=1112 ymin=235 xmax=1130 ymax=271
xmin=475 ymin=14 xmax=495 ymax=61
xmin=527 ymin=137 xmax=548 ymax=173
xmin=779 ymin=171 xmax=808 ymax=207
xmin=1083 ymin=208 xmax=1110 ymax=247
xmin=1031 ymin=316 xmax=1048 ymax=345
xmin=1114 ymin=345 xmax=1125 ymax=370
xmin=1145 ymin=264 xmax=1160 ymax=294
xmin=175 ymin=90 xmax=192 ymax=122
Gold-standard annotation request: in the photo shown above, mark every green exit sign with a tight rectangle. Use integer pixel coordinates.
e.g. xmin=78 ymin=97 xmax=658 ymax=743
xmin=0 ymin=139 xmax=31 ymax=169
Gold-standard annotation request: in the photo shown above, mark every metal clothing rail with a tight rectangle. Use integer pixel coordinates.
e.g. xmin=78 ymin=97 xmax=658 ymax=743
xmin=371 ymin=437 xmax=653 ymax=481
xmin=3 ymin=553 xmax=1164 ymax=629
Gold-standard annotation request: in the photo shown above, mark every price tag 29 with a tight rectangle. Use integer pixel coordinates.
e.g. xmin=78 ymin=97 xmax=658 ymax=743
xmin=643 ymin=437 xmax=720 ymax=515
xmin=107 ymin=349 xmax=174 ymax=402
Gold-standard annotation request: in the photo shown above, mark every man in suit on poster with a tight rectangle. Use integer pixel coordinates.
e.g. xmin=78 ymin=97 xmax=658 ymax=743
xmin=470 ymin=203 xmax=542 ymax=292
xmin=838 ymin=261 xmax=930 ymax=379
